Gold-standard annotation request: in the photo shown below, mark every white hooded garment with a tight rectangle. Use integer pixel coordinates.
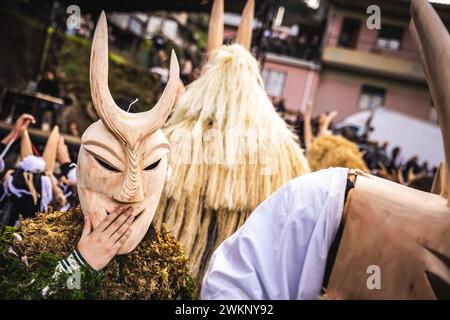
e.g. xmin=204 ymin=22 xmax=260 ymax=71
xmin=201 ymin=167 xmax=348 ymax=300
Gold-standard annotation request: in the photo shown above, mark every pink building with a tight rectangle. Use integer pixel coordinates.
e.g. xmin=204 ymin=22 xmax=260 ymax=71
xmin=248 ymin=0 xmax=450 ymax=124
xmin=262 ymin=54 xmax=320 ymax=113
xmin=223 ymin=12 xmax=324 ymax=114
xmin=313 ymin=0 xmax=441 ymax=123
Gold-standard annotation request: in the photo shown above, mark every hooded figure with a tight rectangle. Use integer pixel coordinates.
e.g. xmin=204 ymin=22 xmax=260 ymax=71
xmin=55 ymin=136 xmax=78 ymax=211
xmin=153 ymin=0 xmax=309 ymax=282
xmin=202 ymin=0 xmax=450 ymax=300
xmin=3 ymin=127 xmax=65 ymax=223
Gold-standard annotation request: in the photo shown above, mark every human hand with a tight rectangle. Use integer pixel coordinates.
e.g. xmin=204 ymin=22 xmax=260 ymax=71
xmin=12 ymin=114 xmax=36 ymax=140
xmin=77 ymin=207 xmax=135 ymax=271
xmin=2 ymin=114 xmax=36 ymax=144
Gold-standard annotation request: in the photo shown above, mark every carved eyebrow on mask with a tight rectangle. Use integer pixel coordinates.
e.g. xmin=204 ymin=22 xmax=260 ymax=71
xmin=141 ymin=142 xmax=170 ymax=169
xmin=83 ymin=140 xmax=124 ymax=172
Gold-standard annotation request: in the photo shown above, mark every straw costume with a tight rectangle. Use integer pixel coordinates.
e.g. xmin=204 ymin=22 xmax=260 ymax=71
xmin=202 ymin=0 xmax=450 ymax=300
xmin=153 ymin=0 xmax=309 ymax=282
xmin=304 ymin=103 xmax=368 ymax=172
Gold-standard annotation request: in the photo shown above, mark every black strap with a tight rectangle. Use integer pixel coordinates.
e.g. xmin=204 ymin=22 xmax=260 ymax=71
xmin=320 ymin=178 xmax=354 ymax=292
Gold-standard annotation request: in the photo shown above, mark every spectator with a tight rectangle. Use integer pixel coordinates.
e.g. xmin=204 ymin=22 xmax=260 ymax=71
xmin=403 ymin=155 xmax=421 ymax=182
xmin=274 ymin=98 xmax=286 ymax=113
xmin=36 ymin=70 xmax=64 ymax=129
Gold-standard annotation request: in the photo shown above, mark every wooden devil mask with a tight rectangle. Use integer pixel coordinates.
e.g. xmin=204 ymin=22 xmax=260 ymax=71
xmin=76 ymin=12 xmax=179 ymax=254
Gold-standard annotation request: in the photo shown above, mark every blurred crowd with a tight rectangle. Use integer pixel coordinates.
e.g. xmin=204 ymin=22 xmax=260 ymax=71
xmin=147 ymin=32 xmax=201 ymax=87
xmin=0 ymin=115 xmax=77 ymax=227
xmin=274 ymin=98 xmax=437 ymax=192
xmin=0 ymin=12 xmax=438 ymax=229
xmin=266 ymin=32 xmax=322 ymax=63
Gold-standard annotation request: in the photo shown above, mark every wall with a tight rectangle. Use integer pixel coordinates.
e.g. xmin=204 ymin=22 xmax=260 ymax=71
xmin=314 ymin=7 xmax=431 ymax=122
xmin=314 ymin=68 xmax=432 ymax=122
xmin=326 ymin=8 xmax=418 ymax=61
xmin=263 ymin=56 xmax=320 ymax=113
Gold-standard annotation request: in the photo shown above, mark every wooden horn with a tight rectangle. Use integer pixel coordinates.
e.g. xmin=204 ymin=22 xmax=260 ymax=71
xmin=20 ymin=129 xmax=33 ymax=160
xmin=318 ymin=111 xmax=338 ymax=137
xmin=431 ymin=162 xmax=448 ymax=197
xmin=236 ymin=0 xmax=254 ymax=51
xmin=410 ymin=0 xmax=450 ymax=205
xmin=42 ymin=126 xmax=60 ymax=173
xmin=207 ymin=0 xmax=224 ymax=59
xmin=90 ymin=11 xmax=180 ymax=148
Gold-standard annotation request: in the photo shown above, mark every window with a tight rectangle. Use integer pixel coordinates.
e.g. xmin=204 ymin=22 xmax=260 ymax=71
xmin=376 ymin=25 xmax=404 ymax=51
xmin=338 ymin=18 xmax=361 ymax=49
xmin=263 ymin=69 xmax=287 ymax=97
xmin=359 ymin=85 xmax=385 ymax=110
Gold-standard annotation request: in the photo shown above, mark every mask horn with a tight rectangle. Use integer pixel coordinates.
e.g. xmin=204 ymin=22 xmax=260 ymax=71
xmin=207 ymin=0 xmax=224 ymax=59
xmin=431 ymin=163 xmax=448 ymax=197
xmin=42 ymin=126 xmax=60 ymax=172
xmin=90 ymin=11 xmax=180 ymax=149
xmin=90 ymin=11 xmax=179 ymax=203
xmin=236 ymin=0 xmax=254 ymax=51
xmin=20 ymin=129 xmax=33 ymax=160
xmin=410 ymin=0 xmax=450 ymax=205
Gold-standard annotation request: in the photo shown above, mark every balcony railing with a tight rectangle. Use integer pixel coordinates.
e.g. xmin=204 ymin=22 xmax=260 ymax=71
xmin=322 ymin=46 xmax=425 ymax=81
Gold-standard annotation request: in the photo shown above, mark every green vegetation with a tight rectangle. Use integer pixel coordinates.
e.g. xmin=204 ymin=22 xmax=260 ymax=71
xmin=57 ymin=33 xmax=161 ymax=113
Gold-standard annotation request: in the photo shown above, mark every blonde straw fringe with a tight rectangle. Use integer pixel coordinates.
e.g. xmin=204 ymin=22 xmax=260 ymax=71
xmin=307 ymin=135 xmax=369 ymax=172
xmin=154 ymin=44 xmax=309 ymax=282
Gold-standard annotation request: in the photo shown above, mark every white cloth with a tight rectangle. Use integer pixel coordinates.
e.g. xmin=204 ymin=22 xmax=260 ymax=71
xmin=67 ymin=166 xmax=77 ymax=183
xmin=40 ymin=175 xmax=53 ymax=212
xmin=7 ymin=175 xmax=32 ymax=198
xmin=20 ymin=155 xmax=46 ymax=173
xmin=201 ymin=167 xmax=348 ymax=300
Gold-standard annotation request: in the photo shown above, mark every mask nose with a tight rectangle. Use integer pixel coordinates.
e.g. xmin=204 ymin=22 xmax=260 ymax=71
xmin=113 ymin=183 xmax=144 ymax=203
xmin=113 ymin=158 xmax=144 ymax=203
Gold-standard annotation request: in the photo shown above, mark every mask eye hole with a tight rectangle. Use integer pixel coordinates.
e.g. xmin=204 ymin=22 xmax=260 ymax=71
xmin=144 ymin=159 xmax=161 ymax=171
xmin=94 ymin=156 xmax=121 ymax=172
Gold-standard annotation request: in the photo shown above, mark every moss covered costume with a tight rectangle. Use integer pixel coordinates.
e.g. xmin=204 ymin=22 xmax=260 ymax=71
xmin=0 ymin=209 xmax=196 ymax=299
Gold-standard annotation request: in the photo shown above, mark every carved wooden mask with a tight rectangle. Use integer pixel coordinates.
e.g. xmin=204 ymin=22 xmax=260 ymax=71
xmin=76 ymin=12 xmax=179 ymax=254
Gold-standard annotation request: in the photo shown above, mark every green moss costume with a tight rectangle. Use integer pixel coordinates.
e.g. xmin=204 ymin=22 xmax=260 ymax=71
xmin=0 ymin=209 xmax=196 ymax=299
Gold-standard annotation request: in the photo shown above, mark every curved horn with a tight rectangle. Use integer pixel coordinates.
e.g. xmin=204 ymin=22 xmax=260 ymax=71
xmin=42 ymin=126 xmax=60 ymax=172
xmin=20 ymin=129 xmax=33 ymax=160
xmin=318 ymin=111 xmax=338 ymax=137
xmin=207 ymin=0 xmax=224 ymax=58
xmin=410 ymin=0 xmax=450 ymax=205
xmin=431 ymin=163 xmax=448 ymax=197
xmin=236 ymin=0 xmax=254 ymax=50
xmin=90 ymin=11 xmax=180 ymax=149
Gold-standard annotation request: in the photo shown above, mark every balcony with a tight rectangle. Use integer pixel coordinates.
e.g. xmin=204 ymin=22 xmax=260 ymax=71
xmin=322 ymin=46 xmax=425 ymax=82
